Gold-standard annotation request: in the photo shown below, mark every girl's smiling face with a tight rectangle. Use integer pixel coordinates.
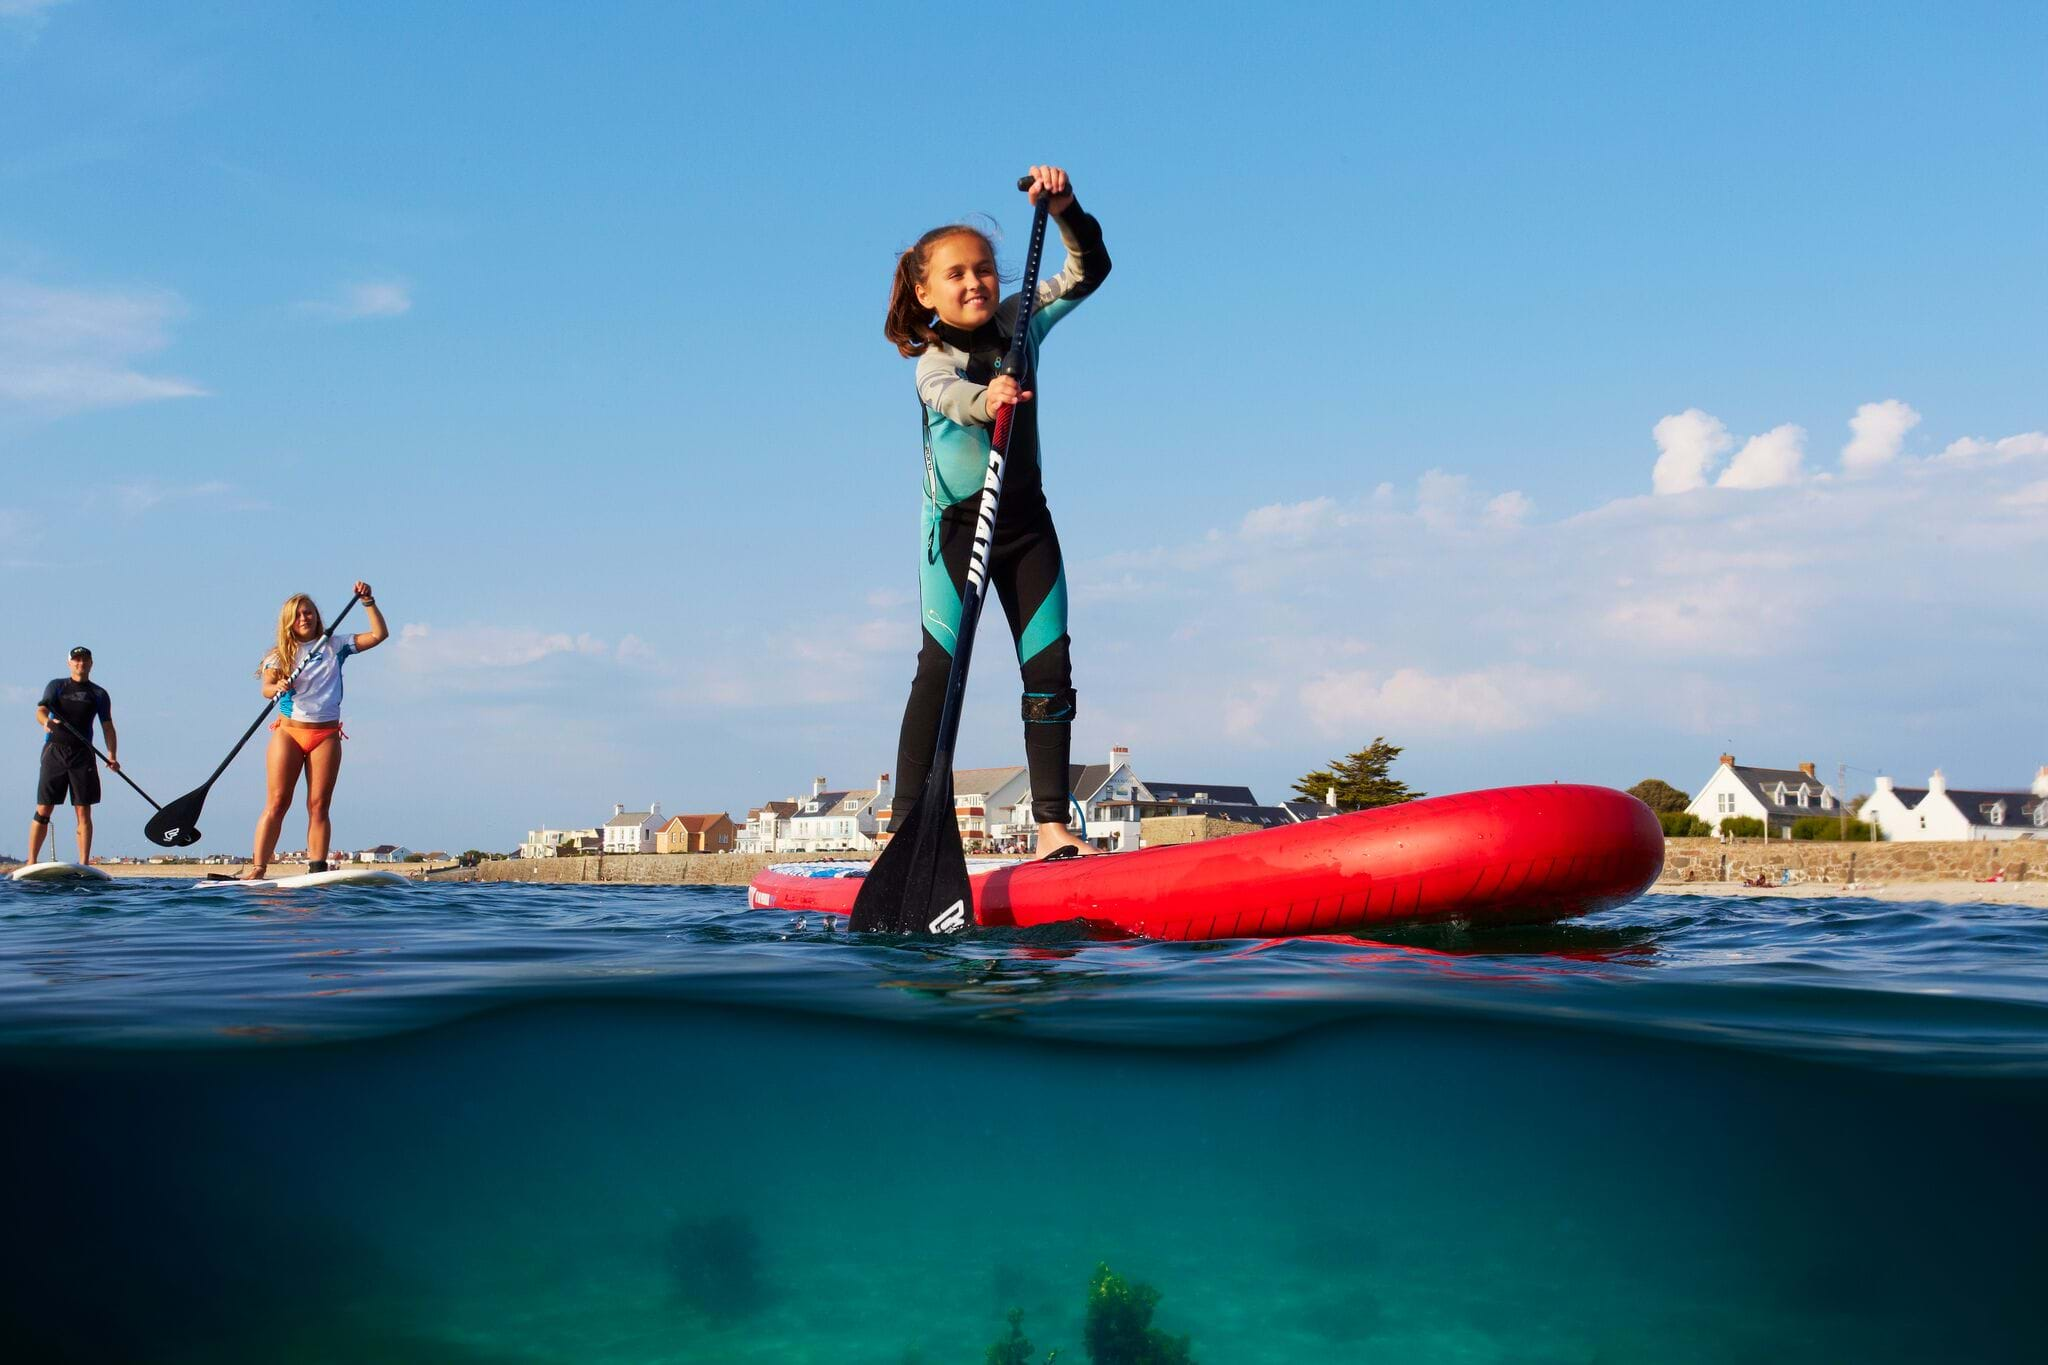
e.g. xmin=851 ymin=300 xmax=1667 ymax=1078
xmin=914 ymin=232 xmax=999 ymax=330
xmin=293 ymin=600 xmax=322 ymax=641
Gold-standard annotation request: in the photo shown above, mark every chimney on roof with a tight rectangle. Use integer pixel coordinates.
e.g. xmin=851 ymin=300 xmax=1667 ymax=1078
xmin=812 ymin=776 xmax=827 ymax=798
xmin=1798 ymin=762 xmax=1816 ymax=780
xmin=613 ymin=803 xmax=624 ymax=817
xmin=651 ymin=801 xmax=661 ymax=820
xmin=1719 ymin=754 xmax=1735 ymax=768
xmin=2034 ymin=766 xmax=2048 ymax=799
xmin=877 ymin=772 xmax=891 ymax=800
xmin=1928 ymin=769 xmax=1947 ymax=795
xmin=1327 ymin=786 xmax=1338 ymax=808
xmin=1876 ymin=775 xmax=1894 ymax=793
xmin=1111 ymin=744 xmax=1129 ymax=772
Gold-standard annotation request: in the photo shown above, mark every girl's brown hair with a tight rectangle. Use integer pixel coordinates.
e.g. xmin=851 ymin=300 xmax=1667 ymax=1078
xmin=262 ymin=593 xmax=321 ymax=680
xmin=884 ymin=224 xmax=997 ymax=358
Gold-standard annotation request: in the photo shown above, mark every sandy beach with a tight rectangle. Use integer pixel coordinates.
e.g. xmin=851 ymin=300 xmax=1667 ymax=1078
xmin=1650 ymin=879 xmax=2048 ymax=907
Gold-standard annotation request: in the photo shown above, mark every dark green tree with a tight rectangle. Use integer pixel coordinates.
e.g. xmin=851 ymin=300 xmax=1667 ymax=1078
xmin=1627 ymin=778 xmax=1691 ymax=814
xmin=1291 ymin=737 xmax=1423 ymax=811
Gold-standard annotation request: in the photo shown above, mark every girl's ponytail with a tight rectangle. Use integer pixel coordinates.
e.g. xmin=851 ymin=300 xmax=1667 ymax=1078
xmin=884 ymin=245 xmax=938 ymax=358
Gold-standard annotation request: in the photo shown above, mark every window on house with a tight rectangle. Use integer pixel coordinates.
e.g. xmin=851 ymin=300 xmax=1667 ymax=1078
xmin=1798 ymin=786 xmax=1809 ymax=808
xmin=1987 ymin=803 xmax=2004 ymax=826
xmin=2035 ymin=804 xmax=2047 ymax=828
xmin=1773 ymin=784 xmax=1787 ymax=805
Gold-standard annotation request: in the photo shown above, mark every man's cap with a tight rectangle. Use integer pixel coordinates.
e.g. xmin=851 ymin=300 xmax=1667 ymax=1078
xmin=68 ymin=645 xmax=91 ymax=660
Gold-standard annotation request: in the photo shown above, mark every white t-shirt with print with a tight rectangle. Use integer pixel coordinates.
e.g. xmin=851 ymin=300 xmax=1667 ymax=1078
xmin=267 ymin=636 xmax=358 ymax=723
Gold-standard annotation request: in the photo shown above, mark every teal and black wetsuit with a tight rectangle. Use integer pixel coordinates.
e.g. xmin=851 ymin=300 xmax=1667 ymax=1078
xmin=895 ymin=200 xmax=1110 ymax=826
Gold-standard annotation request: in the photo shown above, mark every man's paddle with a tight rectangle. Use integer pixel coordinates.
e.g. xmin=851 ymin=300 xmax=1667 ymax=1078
xmin=850 ymin=175 xmax=1054 ymax=934
xmin=42 ymin=714 xmax=187 ymax=842
xmin=143 ymin=591 xmax=361 ymax=848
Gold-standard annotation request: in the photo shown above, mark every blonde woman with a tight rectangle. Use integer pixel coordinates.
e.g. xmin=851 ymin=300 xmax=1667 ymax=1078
xmin=237 ymin=582 xmax=388 ymax=880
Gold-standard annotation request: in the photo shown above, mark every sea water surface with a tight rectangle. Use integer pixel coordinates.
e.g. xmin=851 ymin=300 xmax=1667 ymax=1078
xmin=3 ymin=877 xmax=2044 ymax=1363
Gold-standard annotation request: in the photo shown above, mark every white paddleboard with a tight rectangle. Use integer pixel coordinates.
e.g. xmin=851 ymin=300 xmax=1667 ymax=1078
xmin=8 ymin=861 xmax=112 ymax=883
xmin=192 ymin=868 xmax=412 ymax=890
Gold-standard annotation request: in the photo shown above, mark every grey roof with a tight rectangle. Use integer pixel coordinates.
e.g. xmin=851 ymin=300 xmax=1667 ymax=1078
xmin=1064 ymin=763 xmax=1118 ymax=803
xmin=604 ymin=811 xmax=653 ymax=828
xmin=1279 ymin=800 xmax=1342 ymax=822
xmin=1878 ymin=787 xmax=1929 ymax=810
xmin=952 ymin=766 xmax=1028 ymax=798
xmin=1143 ymin=781 xmax=1259 ymax=806
xmin=793 ymin=791 xmax=851 ymax=817
xmin=1940 ymin=788 xmax=2043 ymax=828
xmin=1731 ymin=765 xmax=1837 ymax=814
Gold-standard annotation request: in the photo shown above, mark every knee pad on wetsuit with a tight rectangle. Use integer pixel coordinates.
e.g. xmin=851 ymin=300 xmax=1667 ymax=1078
xmin=31 ymin=812 xmax=50 ymax=825
xmin=1022 ymin=688 xmax=1077 ymax=724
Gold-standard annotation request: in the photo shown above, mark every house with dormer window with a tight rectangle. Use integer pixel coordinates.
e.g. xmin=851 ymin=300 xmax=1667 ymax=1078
xmin=1684 ymin=755 xmax=1837 ymax=835
xmin=780 ymin=776 xmax=890 ymax=852
xmin=1862 ymin=768 xmax=2047 ymax=842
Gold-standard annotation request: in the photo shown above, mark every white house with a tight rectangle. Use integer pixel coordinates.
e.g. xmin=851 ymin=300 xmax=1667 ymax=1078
xmin=736 ymin=801 xmax=798 ymax=855
xmin=519 ymin=825 xmax=600 ymax=858
xmin=357 ymin=844 xmax=414 ymax=864
xmin=601 ymin=802 xmax=662 ymax=854
xmin=779 ymin=776 xmax=889 ymax=853
xmin=1685 ymin=755 xmax=1838 ymax=835
xmin=1863 ymin=769 xmax=2047 ymax=842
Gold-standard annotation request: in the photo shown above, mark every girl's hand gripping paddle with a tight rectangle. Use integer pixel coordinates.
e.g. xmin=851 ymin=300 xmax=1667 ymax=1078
xmin=850 ymin=177 xmax=1053 ymax=934
xmin=144 ymin=591 xmax=361 ymax=848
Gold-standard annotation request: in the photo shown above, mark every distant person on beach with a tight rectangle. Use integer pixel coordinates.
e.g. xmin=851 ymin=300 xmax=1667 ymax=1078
xmin=238 ymin=583 xmax=388 ymax=880
xmin=29 ymin=646 xmax=117 ymax=865
xmin=881 ymin=163 xmax=1109 ymax=859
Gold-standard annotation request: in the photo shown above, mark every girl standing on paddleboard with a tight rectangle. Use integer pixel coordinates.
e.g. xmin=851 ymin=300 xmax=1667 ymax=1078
xmin=882 ymin=165 xmax=1109 ymax=858
xmin=236 ymin=583 xmax=388 ymax=880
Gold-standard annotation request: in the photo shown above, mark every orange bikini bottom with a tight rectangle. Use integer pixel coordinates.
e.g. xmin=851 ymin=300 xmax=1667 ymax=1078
xmin=272 ymin=719 xmax=344 ymax=755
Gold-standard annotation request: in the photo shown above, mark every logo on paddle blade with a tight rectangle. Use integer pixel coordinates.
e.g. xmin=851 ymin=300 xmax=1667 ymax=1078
xmin=929 ymin=899 xmax=967 ymax=934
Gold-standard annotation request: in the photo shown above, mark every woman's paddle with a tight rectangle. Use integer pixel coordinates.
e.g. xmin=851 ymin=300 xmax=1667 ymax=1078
xmin=850 ymin=176 xmax=1053 ymax=934
xmin=43 ymin=714 xmax=184 ymax=839
xmin=143 ymin=591 xmax=361 ymax=848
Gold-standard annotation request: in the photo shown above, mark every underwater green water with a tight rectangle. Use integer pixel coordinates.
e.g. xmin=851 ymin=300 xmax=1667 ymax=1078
xmin=3 ymin=881 xmax=2045 ymax=1361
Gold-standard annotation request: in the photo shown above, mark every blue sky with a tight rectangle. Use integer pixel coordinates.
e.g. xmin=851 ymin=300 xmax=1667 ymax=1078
xmin=3 ymin=0 xmax=2044 ymax=855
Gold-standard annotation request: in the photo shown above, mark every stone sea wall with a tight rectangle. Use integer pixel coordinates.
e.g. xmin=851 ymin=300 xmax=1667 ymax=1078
xmin=456 ymin=852 xmax=852 ymax=886
xmin=1659 ymin=838 xmax=2039 ymax=884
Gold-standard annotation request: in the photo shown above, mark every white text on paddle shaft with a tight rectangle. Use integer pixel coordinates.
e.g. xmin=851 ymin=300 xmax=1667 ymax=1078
xmin=929 ymin=900 xmax=967 ymax=934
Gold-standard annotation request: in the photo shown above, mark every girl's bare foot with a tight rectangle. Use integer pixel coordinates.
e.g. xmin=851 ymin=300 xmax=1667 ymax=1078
xmin=234 ymin=865 xmax=268 ymax=881
xmin=1034 ymin=823 xmax=1095 ymax=858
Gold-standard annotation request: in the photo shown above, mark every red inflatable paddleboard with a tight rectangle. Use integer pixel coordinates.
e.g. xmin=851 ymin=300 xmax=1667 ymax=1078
xmin=747 ymin=783 xmax=1662 ymax=940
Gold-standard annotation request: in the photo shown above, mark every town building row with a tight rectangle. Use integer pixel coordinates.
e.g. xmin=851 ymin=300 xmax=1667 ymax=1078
xmin=1684 ymin=755 xmax=2048 ymax=841
xmin=518 ymin=747 xmax=1340 ymax=860
xmin=737 ymin=746 xmax=1338 ymax=856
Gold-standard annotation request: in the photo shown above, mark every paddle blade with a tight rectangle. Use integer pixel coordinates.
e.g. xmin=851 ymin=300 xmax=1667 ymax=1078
xmin=848 ymin=772 xmax=975 ymax=934
xmin=144 ymin=787 xmax=207 ymax=848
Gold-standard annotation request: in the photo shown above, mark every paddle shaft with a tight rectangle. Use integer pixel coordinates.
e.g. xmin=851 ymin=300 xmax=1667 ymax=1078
xmin=44 ymin=714 xmax=163 ymax=810
xmin=193 ymin=593 xmax=361 ymax=795
xmin=920 ymin=189 xmax=1055 ymax=790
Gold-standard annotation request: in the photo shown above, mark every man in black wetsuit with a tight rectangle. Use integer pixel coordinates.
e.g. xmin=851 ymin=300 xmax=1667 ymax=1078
xmin=30 ymin=646 xmax=118 ymax=866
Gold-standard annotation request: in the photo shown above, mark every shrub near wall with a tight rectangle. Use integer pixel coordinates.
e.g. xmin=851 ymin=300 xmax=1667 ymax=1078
xmin=1659 ymin=812 xmax=1711 ymax=837
xmin=1791 ymin=816 xmax=1878 ymax=841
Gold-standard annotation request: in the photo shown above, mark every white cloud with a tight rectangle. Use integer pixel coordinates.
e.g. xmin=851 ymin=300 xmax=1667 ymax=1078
xmin=1841 ymin=399 xmax=1920 ymax=475
xmin=1938 ymin=431 xmax=2048 ymax=463
xmin=0 ymin=279 xmax=206 ymax=416
xmin=1415 ymin=469 xmax=1470 ymax=530
xmin=393 ymin=622 xmax=610 ymax=676
xmin=300 ymin=280 xmax=413 ymax=321
xmin=1241 ymin=496 xmax=1339 ymax=540
xmin=2004 ymin=480 xmax=2048 ymax=509
xmin=1651 ymin=408 xmax=1734 ymax=494
xmin=1716 ymin=423 xmax=1806 ymax=490
xmin=1483 ymin=490 xmax=1533 ymax=527
xmin=1300 ymin=665 xmax=1596 ymax=737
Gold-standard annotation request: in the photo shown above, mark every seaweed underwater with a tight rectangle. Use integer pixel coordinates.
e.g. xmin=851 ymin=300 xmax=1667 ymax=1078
xmin=983 ymin=1263 xmax=1197 ymax=1365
